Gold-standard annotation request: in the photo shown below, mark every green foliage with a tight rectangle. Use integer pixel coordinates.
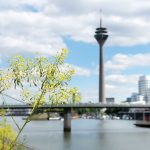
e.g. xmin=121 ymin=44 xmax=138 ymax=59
xmin=8 ymin=48 xmax=81 ymax=106
xmin=0 ymin=70 xmax=11 ymax=93
xmin=0 ymin=111 xmax=16 ymax=150
xmin=0 ymin=113 xmax=26 ymax=150
xmin=0 ymin=48 xmax=81 ymax=149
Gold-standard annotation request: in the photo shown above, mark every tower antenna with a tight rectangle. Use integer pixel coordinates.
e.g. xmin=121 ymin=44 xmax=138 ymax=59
xmin=100 ymin=9 xmax=102 ymax=28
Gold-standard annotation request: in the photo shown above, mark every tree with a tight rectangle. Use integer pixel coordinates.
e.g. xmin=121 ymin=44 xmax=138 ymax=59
xmin=0 ymin=48 xmax=80 ymax=149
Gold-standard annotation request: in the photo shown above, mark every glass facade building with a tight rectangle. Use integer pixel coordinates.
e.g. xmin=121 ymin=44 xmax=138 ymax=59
xmin=138 ymin=76 xmax=150 ymax=103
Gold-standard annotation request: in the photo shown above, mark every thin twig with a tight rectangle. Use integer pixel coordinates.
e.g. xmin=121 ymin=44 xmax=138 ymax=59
xmin=1 ymin=93 xmax=21 ymax=131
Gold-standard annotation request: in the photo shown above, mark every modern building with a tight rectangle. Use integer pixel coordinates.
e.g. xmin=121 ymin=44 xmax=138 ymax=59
xmin=127 ymin=75 xmax=150 ymax=103
xmin=126 ymin=97 xmax=132 ymax=102
xmin=130 ymin=93 xmax=139 ymax=102
xmin=138 ymin=76 xmax=150 ymax=103
xmin=106 ymin=97 xmax=115 ymax=104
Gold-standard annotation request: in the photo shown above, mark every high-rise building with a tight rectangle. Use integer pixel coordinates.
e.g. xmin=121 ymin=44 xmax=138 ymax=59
xmin=138 ymin=76 xmax=150 ymax=103
xmin=106 ymin=97 xmax=115 ymax=104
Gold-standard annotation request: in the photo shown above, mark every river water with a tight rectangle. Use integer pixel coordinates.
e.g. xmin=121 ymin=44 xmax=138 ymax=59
xmin=4 ymin=117 xmax=150 ymax=150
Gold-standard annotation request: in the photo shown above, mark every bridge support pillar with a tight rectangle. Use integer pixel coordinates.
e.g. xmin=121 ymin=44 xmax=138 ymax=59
xmin=47 ymin=112 xmax=50 ymax=120
xmin=64 ymin=108 xmax=71 ymax=132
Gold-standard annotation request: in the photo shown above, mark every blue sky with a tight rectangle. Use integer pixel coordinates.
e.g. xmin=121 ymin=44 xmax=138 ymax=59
xmin=0 ymin=0 xmax=150 ymax=103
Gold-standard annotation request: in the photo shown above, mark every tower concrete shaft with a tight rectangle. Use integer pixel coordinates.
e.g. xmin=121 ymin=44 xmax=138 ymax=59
xmin=94 ymin=24 xmax=108 ymax=103
xmin=99 ymin=44 xmax=105 ymax=103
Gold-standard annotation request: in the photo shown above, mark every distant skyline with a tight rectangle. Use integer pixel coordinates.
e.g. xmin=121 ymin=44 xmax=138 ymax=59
xmin=0 ymin=0 xmax=150 ymax=103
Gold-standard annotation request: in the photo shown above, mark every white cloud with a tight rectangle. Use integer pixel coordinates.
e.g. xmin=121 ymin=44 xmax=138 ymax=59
xmin=0 ymin=0 xmax=150 ymax=57
xmin=81 ymin=89 xmax=98 ymax=103
xmin=106 ymin=53 xmax=150 ymax=72
xmin=72 ymin=65 xmax=91 ymax=77
xmin=106 ymin=83 xmax=137 ymax=102
xmin=70 ymin=51 xmax=150 ymax=77
xmin=60 ymin=63 xmax=92 ymax=77
xmin=0 ymin=35 xmax=65 ymax=56
xmin=105 ymin=73 xmax=141 ymax=102
xmin=80 ymin=73 xmax=140 ymax=103
xmin=1 ymin=0 xmax=150 ymax=103
xmin=90 ymin=51 xmax=150 ymax=102
xmin=106 ymin=74 xmax=139 ymax=84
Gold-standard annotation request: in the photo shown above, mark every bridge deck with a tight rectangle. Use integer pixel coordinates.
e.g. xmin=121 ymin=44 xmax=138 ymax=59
xmin=0 ymin=103 xmax=150 ymax=109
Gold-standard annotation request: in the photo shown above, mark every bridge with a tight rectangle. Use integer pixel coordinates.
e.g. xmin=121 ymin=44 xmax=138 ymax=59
xmin=1 ymin=103 xmax=150 ymax=109
xmin=1 ymin=103 xmax=150 ymax=132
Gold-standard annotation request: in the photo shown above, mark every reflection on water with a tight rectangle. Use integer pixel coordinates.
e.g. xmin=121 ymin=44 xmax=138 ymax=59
xmin=3 ymin=117 xmax=150 ymax=150
xmin=63 ymin=132 xmax=71 ymax=142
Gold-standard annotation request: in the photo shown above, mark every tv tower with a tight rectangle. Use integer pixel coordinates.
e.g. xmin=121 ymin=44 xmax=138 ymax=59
xmin=94 ymin=12 xmax=108 ymax=103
